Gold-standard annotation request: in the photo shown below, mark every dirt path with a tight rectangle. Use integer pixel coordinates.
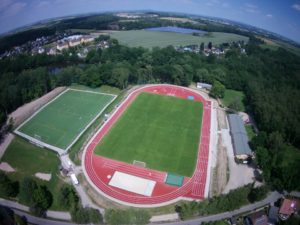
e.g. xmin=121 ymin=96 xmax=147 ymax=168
xmin=9 ymin=87 xmax=66 ymax=127
xmin=217 ymin=108 xmax=227 ymax=130
xmin=210 ymin=134 xmax=228 ymax=196
xmin=0 ymin=133 xmax=14 ymax=160
xmin=0 ymin=162 xmax=15 ymax=172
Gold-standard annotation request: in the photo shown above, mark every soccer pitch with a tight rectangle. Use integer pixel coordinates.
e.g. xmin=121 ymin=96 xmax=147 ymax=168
xmin=95 ymin=92 xmax=203 ymax=177
xmin=16 ymin=89 xmax=116 ymax=151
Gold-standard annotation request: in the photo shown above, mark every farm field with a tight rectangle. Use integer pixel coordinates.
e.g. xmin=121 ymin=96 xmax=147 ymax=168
xmin=17 ymin=89 xmax=115 ymax=150
xmin=0 ymin=137 xmax=68 ymax=210
xmin=95 ymin=92 xmax=203 ymax=177
xmin=110 ymin=30 xmax=249 ymax=49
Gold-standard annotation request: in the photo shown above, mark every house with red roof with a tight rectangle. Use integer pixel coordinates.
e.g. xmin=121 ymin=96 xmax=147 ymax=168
xmin=279 ymin=198 xmax=300 ymax=220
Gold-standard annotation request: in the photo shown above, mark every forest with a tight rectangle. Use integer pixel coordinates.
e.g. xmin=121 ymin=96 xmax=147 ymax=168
xmin=0 ymin=33 xmax=299 ymax=192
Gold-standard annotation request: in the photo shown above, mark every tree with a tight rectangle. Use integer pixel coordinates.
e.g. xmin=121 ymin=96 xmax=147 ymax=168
xmin=210 ymin=81 xmax=225 ymax=98
xmin=0 ymin=172 xmax=19 ymax=197
xmin=195 ymin=68 xmax=211 ymax=83
xmin=208 ymin=41 xmax=212 ymax=50
xmin=32 ymin=185 xmax=52 ymax=210
xmin=247 ymin=185 xmax=269 ymax=203
xmin=71 ymin=206 xmax=103 ymax=224
xmin=200 ymin=42 xmax=205 ymax=51
xmin=111 ymin=66 xmax=130 ymax=89
xmin=87 ymin=208 xmax=103 ymax=224
xmin=18 ymin=178 xmax=37 ymax=205
xmin=58 ymin=185 xmax=78 ymax=209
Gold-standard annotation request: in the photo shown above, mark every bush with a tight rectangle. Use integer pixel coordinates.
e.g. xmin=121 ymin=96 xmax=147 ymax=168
xmin=71 ymin=206 xmax=103 ymax=224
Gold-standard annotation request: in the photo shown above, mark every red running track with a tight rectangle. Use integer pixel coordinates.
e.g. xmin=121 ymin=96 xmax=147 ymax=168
xmin=83 ymin=84 xmax=212 ymax=206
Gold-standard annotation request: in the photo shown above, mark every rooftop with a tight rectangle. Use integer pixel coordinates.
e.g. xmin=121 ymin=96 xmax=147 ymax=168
xmin=279 ymin=198 xmax=300 ymax=215
xmin=228 ymin=114 xmax=252 ymax=156
xmin=245 ymin=211 xmax=268 ymax=225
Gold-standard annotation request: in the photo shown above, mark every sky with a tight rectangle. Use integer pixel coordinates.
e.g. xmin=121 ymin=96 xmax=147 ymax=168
xmin=0 ymin=0 xmax=300 ymax=43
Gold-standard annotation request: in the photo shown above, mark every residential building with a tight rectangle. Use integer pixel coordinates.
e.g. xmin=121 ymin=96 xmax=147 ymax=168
xmin=279 ymin=198 xmax=300 ymax=220
xmin=268 ymin=206 xmax=279 ymax=224
xmin=57 ymin=42 xmax=69 ymax=51
xmin=244 ymin=211 xmax=268 ymax=225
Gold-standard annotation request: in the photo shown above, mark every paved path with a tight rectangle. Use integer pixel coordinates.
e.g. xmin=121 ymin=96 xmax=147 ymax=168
xmin=222 ymin=127 xmax=255 ymax=193
xmin=155 ymin=191 xmax=282 ymax=225
xmin=60 ymin=153 xmax=105 ymax=214
xmin=0 ymin=198 xmax=71 ymax=221
xmin=12 ymin=209 xmax=74 ymax=225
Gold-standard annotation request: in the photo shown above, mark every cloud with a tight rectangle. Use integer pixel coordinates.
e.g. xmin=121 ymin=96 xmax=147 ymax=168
xmin=266 ymin=14 xmax=273 ymax=18
xmin=36 ymin=1 xmax=51 ymax=8
xmin=205 ymin=0 xmax=229 ymax=8
xmin=244 ymin=3 xmax=259 ymax=14
xmin=2 ymin=2 xmax=27 ymax=18
xmin=292 ymin=3 xmax=300 ymax=11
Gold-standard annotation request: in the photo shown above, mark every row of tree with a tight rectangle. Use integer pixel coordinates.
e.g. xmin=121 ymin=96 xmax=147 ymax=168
xmin=176 ymin=184 xmax=269 ymax=220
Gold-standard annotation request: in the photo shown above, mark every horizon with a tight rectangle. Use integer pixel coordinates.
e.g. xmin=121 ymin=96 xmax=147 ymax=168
xmin=0 ymin=0 xmax=300 ymax=44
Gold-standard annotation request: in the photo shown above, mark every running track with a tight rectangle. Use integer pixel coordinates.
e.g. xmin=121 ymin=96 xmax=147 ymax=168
xmin=83 ymin=84 xmax=212 ymax=206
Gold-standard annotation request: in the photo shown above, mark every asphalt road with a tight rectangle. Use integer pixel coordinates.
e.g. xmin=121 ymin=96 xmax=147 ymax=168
xmin=1 ymin=191 xmax=282 ymax=225
xmin=156 ymin=191 xmax=282 ymax=225
xmin=8 ymin=209 xmax=74 ymax=225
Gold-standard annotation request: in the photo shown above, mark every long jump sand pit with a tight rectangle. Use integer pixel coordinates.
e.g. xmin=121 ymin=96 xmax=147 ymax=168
xmin=109 ymin=171 xmax=156 ymax=196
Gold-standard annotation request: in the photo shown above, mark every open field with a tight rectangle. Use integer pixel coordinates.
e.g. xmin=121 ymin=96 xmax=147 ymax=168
xmin=222 ymin=89 xmax=245 ymax=112
xmin=17 ymin=89 xmax=115 ymax=150
xmin=0 ymin=137 xmax=68 ymax=210
xmin=95 ymin=92 xmax=203 ymax=177
xmin=257 ymin=36 xmax=300 ymax=56
xmin=159 ymin=17 xmax=201 ymax=24
xmin=110 ymin=30 xmax=249 ymax=49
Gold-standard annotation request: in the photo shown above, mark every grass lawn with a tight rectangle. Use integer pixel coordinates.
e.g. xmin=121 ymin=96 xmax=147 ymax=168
xmin=17 ymin=89 xmax=115 ymax=150
xmin=95 ymin=92 xmax=203 ymax=177
xmin=110 ymin=30 xmax=249 ymax=49
xmin=222 ymin=89 xmax=246 ymax=112
xmin=0 ymin=137 xmax=68 ymax=210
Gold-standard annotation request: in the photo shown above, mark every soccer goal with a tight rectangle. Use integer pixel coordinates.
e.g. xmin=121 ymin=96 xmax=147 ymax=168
xmin=34 ymin=134 xmax=42 ymax=141
xmin=133 ymin=160 xmax=146 ymax=168
xmin=31 ymin=134 xmax=45 ymax=148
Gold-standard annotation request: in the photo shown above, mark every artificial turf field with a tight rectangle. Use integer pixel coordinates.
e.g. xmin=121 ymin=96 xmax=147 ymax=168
xmin=17 ymin=89 xmax=115 ymax=150
xmin=95 ymin=92 xmax=203 ymax=177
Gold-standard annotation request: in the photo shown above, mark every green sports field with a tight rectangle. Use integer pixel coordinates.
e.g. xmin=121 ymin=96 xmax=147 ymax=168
xmin=94 ymin=93 xmax=203 ymax=177
xmin=17 ymin=89 xmax=115 ymax=150
xmin=110 ymin=30 xmax=249 ymax=49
